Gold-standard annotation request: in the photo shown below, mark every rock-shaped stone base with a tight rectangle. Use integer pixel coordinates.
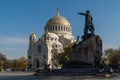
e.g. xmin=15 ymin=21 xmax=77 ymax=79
xmin=63 ymin=35 xmax=102 ymax=68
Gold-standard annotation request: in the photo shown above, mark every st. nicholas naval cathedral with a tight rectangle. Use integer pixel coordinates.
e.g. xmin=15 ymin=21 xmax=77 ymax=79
xmin=27 ymin=9 xmax=75 ymax=71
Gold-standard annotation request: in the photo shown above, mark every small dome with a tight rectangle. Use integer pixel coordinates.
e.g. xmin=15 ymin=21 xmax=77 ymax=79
xmin=30 ymin=32 xmax=36 ymax=38
xmin=45 ymin=9 xmax=71 ymax=27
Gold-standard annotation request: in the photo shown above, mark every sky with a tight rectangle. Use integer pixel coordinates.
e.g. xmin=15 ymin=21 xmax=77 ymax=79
xmin=0 ymin=0 xmax=120 ymax=59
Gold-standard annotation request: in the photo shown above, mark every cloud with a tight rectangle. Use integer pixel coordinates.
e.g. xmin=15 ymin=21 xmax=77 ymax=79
xmin=0 ymin=36 xmax=29 ymax=59
xmin=0 ymin=36 xmax=28 ymax=44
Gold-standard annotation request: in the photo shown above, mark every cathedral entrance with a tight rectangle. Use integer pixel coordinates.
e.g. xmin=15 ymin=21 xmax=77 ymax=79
xmin=34 ymin=59 xmax=39 ymax=68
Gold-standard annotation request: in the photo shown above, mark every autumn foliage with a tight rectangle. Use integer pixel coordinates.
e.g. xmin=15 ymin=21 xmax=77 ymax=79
xmin=104 ymin=48 xmax=120 ymax=68
xmin=0 ymin=52 xmax=28 ymax=71
xmin=55 ymin=43 xmax=73 ymax=65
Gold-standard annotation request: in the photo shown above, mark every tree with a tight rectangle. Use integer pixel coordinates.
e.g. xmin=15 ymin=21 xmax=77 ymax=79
xmin=104 ymin=48 xmax=120 ymax=68
xmin=0 ymin=52 xmax=6 ymax=61
xmin=0 ymin=52 xmax=6 ymax=71
xmin=18 ymin=57 xmax=28 ymax=70
xmin=10 ymin=57 xmax=28 ymax=71
xmin=0 ymin=52 xmax=28 ymax=71
xmin=116 ymin=49 xmax=120 ymax=66
xmin=56 ymin=43 xmax=73 ymax=66
xmin=10 ymin=59 xmax=19 ymax=71
xmin=3 ymin=59 xmax=12 ymax=69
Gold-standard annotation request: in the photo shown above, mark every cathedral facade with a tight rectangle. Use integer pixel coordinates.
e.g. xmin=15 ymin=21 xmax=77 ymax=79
xmin=27 ymin=10 xmax=75 ymax=71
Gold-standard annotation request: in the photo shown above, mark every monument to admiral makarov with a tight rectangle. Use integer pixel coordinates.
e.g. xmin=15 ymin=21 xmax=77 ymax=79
xmin=63 ymin=10 xmax=103 ymax=69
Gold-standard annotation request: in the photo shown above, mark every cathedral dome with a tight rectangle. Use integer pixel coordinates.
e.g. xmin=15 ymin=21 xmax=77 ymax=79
xmin=46 ymin=14 xmax=70 ymax=27
xmin=45 ymin=9 xmax=72 ymax=35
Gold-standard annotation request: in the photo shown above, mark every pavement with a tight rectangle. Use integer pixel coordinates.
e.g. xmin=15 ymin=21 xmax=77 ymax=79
xmin=0 ymin=71 xmax=37 ymax=80
xmin=0 ymin=71 xmax=119 ymax=80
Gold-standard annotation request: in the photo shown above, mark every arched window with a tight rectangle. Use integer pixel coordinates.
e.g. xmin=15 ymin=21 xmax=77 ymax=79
xmin=38 ymin=45 xmax=41 ymax=53
xmin=53 ymin=26 xmax=54 ymax=31
xmin=51 ymin=37 xmax=53 ymax=41
xmin=58 ymin=26 xmax=60 ymax=31
xmin=55 ymin=26 xmax=57 ymax=31
xmin=61 ymin=26 xmax=63 ymax=31
xmin=52 ymin=45 xmax=54 ymax=48
xmin=49 ymin=26 xmax=51 ymax=31
xmin=28 ymin=55 xmax=32 ymax=59
xmin=47 ymin=37 xmax=49 ymax=40
xmin=64 ymin=27 xmax=65 ymax=31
